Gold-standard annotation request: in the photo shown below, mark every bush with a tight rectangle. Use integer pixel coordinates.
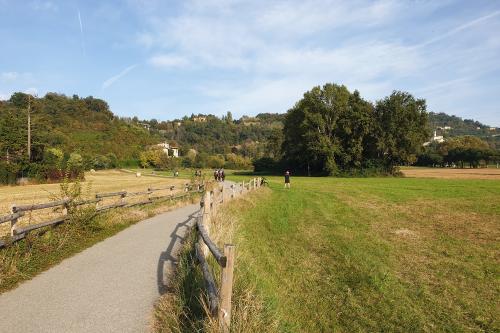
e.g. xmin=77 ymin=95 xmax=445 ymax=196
xmin=253 ymin=157 xmax=279 ymax=172
xmin=0 ymin=162 xmax=19 ymax=184
xmin=93 ymin=155 xmax=111 ymax=170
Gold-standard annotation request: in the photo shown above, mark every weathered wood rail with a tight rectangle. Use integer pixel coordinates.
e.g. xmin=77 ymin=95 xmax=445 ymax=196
xmin=195 ymin=177 xmax=262 ymax=332
xmin=0 ymin=183 xmax=205 ymax=249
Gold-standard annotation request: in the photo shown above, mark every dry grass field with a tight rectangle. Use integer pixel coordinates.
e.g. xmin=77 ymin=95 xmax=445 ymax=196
xmin=401 ymin=166 xmax=500 ymax=179
xmin=0 ymin=170 xmax=188 ymax=236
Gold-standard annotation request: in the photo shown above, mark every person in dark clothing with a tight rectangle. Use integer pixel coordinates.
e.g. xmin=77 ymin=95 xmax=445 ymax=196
xmin=284 ymin=170 xmax=291 ymax=189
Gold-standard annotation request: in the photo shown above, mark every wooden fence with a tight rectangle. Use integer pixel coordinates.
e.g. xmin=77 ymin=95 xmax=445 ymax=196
xmin=0 ymin=182 xmax=204 ymax=249
xmin=195 ymin=177 xmax=262 ymax=332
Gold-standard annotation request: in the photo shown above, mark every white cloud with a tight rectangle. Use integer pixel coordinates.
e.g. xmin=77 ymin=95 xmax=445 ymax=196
xmin=0 ymin=92 xmax=11 ymax=100
xmin=31 ymin=1 xmax=58 ymax=11
xmin=25 ymin=87 xmax=38 ymax=96
xmin=1 ymin=72 xmax=19 ymax=81
xmin=102 ymin=65 xmax=137 ymax=89
xmin=129 ymin=0 xmax=499 ymax=125
xmin=136 ymin=32 xmax=154 ymax=48
xmin=149 ymin=54 xmax=189 ymax=68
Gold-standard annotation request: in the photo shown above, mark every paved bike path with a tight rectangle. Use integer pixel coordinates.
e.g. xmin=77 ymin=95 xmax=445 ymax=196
xmin=0 ymin=203 xmax=200 ymax=333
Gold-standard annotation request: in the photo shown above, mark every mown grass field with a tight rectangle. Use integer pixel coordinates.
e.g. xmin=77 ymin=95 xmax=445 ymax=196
xmin=0 ymin=170 xmax=188 ymax=236
xmin=223 ymin=175 xmax=500 ymax=332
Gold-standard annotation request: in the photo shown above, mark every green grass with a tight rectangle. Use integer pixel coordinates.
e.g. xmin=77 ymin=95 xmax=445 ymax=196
xmin=128 ymin=168 xmax=251 ymax=180
xmin=224 ymin=176 xmax=500 ymax=332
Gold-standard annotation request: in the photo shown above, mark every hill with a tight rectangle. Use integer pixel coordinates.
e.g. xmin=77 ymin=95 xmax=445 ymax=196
xmin=0 ymin=92 xmax=161 ymax=183
xmin=428 ymin=112 xmax=499 ymax=148
xmin=0 ymin=92 xmax=159 ymax=163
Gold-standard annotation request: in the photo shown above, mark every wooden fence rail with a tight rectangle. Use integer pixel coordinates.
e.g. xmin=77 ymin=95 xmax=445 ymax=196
xmin=195 ymin=177 xmax=262 ymax=332
xmin=0 ymin=183 xmax=204 ymax=249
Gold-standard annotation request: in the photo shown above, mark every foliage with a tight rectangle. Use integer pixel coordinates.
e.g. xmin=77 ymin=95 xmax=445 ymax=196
xmin=0 ymin=92 xmax=159 ymax=183
xmin=374 ymin=91 xmax=429 ymax=172
xmin=417 ymin=136 xmax=498 ymax=168
xmin=281 ymin=84 xmax=428 ymax=175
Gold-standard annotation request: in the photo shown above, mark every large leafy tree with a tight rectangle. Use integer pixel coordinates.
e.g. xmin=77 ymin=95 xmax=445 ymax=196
xmin=373 ymin=91 xmax=429 ymax=172
xmin=282 ymin=83 xmax=373 ymax=175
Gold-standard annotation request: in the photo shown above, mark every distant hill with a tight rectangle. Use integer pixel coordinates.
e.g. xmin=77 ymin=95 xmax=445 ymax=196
xmin=428 ymin=112 xmax=499 ymax=149
xmin=0 ymin=92 xmax=159 ymax=166
xmin=139 ymin=112 xmax=284 ymax=157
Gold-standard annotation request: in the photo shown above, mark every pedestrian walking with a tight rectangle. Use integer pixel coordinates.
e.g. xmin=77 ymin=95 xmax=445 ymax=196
xmin=284 ymin=170 xmax=291 ymax=189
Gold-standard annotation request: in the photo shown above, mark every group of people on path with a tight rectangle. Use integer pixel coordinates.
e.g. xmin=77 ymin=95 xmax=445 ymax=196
xmin=214 ymin=168 xmax=225 ymax=182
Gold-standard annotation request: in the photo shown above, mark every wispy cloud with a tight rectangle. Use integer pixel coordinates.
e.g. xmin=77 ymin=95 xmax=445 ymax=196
xmin=25 ymin=87 xmax=38 ymax=96
xmin=1 ymin=72 xmax=19 ymax=81
xmin=0 ymin=92 xmax=10 ymax=100
xmin=149 ymin=54 xmax=189 ymax=68
xmin=102 ymin=65 xmax=137 ymax=89
xmin=77 ymin=8 xmax=86 ymax=56
xmin=31 ymin=1 xmax=58 ymax=11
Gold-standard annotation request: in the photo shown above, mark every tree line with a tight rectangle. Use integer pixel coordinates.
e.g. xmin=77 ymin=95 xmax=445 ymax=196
xmin=254 ymin=83 xmax=430 ymax=175
xmin=416 ymin=136 xmax=499 ymax=168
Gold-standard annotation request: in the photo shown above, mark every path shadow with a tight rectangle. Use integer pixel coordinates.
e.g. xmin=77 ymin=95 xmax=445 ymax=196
xmin=157 ymin=209 xmax=200 ymax=295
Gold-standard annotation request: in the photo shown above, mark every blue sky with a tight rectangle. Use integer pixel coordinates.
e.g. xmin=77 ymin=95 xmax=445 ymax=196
xmin=1 ymin=0 xmax=499 ymax=126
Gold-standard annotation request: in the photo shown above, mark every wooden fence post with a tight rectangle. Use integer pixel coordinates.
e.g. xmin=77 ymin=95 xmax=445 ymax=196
xmin=120 ymin=190 xmax=127 ymax=205
xmin=211 ymin=190 xmax=217 ymax=217
xmin=10 ymin=204 xmax=18 ymax=236
xmin=221 ymin=185 xmax=225 ymax=203
xmin=231 ymin=184 xmax=235 ymax=199
xmin=219 ymin=244 xmax=236 ymax=332
xmin=200 ymin=191 xmax=211 ymax=257
xmin=62 ymin=199 xmax=68 ymax=217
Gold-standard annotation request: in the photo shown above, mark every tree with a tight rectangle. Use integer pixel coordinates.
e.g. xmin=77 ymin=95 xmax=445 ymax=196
xmin=373 ymin=91 xmax=429 ymax=172
xmin=441 ymin=136 xmax=491 ymax=168
xmin=265 ymin=127 xmax=284 ymax=159
xmin=67 ymin=153 xmax=84 ymax=178
xmin=282 ymin=83 xmax=374 ymax=175
xmin=226 ymin=111 xmax=233 ymax=124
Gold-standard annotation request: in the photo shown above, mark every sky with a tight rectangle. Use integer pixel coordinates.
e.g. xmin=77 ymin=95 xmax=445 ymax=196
xmin=0 ymin=0 xmax=499 ymax=126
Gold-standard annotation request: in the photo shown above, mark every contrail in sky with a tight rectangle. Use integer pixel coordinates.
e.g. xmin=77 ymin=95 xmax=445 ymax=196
xmin=77 ymin=9 xmax=86 ymax=56
xmin=413 ymin=9 xmax=500 ymax=49
xmin=102 ymin=65 xmax=138 ymax=89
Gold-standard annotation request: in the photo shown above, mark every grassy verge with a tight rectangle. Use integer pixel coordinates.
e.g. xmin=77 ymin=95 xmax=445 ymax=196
xmin=0 ymin=194 xmax=200 ymax=294
xmin=153 ymin=187 xmax=278 ymax=333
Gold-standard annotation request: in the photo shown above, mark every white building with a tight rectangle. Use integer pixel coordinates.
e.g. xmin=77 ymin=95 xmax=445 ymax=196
xmin=155 ymin=142 xmax=180 ymax=157
xmin=156 ymin=142 xmax=170 ymax=156
xmin=423 ymin=130 xmax=444 ymax=146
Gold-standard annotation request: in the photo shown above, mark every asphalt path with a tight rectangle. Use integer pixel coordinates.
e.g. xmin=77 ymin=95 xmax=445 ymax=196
xmin=0 ymin=203 xmax=200 ymax=333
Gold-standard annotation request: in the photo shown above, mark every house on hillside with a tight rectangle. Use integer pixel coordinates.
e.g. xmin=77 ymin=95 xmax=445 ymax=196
xmin=154 ymin=142 xmax=180 ymax=157
xmin=193 ymin=116 xmax=207 ymax=122
xmin=139 ymin=122 xmax=150 ymax=131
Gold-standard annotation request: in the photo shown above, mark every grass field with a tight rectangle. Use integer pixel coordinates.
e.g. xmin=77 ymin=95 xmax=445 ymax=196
xmin=126 ymin=168 xmax=250 ymax=180
xmin=0 ymin=170 xmax=188 ymax=236
xmin=222 ymin=175 xmax=500 ymax=332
